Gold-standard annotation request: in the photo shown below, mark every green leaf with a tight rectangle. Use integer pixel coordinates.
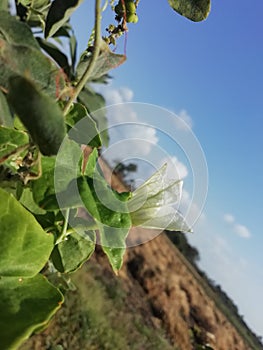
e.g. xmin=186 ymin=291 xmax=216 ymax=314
xmin=0 ymin=126 xmax=29 ymax=161
xmin=77 ymin=174 xmax=131 ymax=271
xmin=18 ymin=0 xmax=51 ymax=28
xmin=32 ymin=139 xmax=81 ymax=210
xmin=77 ymin=175 xmax=131 ymax=229
xmin=65 ymin=102 xmax=102 ymax=148
xmin=0 ymin=39 xmax=66 ymax=98
xmin=77 ymin=42 xmax=126 ymax=82
xmin=36 ymin=37 xmax=71 ymax=77
xmin=19 ymin=187 xmax=46 ymax=215
xmin=0 ymin=274 xmax=63 ymax=350
xmin=99 ymin=224 xmax=129 ymax=272
xmin=51 ymin=229 xmax=95 ymax=273
xmin=128 ymin=165 xmax=191 ymax=232
xmin=31 ymin=156 xmax=57 ymax=208
xmin=78 ymin=87 xmax=109 ymax=147
xmin=168 ymin=0 xmax=211 ymax=22
xmin=0 ymin=11 xmax=40 ymax=49
xmin=0 ymin=90 xmax=13 ymax=127
xmin=45 ymin=0 xmax=83 ymax=38
xmin=82 ymin=148 xmax=98 ymax=177
xmin=69 ymin=31 xmax=77 ymax=70
xmin=7 ymin=75 xmax=66 ymax=156
xmin=0 ymin=188 xmax=54 ymax=277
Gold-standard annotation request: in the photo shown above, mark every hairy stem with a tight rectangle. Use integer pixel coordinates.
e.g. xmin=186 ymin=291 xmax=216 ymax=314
xmin=63 ymin=0 xmax=102 ymax=116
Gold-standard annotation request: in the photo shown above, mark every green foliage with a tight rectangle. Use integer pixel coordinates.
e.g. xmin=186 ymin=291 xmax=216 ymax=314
xmin=0 ymin=0 xmax=211 ymax=347
xmin=45 ymin=0 xmax=83 ymax=38
xmin=0 ymin=189 xmax=63 ymax=349
xmin=51 ymin=229 xmax=96 ymax=273
xmin=168 ymin=0 xmax=211 ymax=22
xmin=0 ymin=126 xmax=29 ymax=160
xmin=7 ymin=76 xmax=66 ymax=156
xmin=76 ymin=41 xmax=126 ymax=82
xmin=0 ymin=275 xmax=63 ymax=350
xmin=0 ymin=188 xmax=53 ymax=276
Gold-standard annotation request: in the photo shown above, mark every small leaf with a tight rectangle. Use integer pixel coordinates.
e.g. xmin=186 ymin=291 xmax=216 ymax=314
xmin=69 ymin=32 xmax=77 ymax=70
xmin=45 ymin=0 xmax=83 ymax=38
xmin=82 ymin=148 xmax=98 ymax=177
xmin=65 ymin=102 xmax=102 ymax=148
xmin=0 ymin=126 xmax=29 ymax=161
xmin=0 ymin=274 xmax=63 ymax=350
xmin=51 ymin=229 xmax=95 ymax=273
xmin=77 ymin=42 xmax=126 ymax=81
xmin=168 ymin=0 xmax=211 ymax=22
xmin=0 ymin=188 xmax=54 ymax=277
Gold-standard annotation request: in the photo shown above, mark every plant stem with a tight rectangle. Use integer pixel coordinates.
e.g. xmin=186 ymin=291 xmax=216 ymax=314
xmin=63 ymin=0 xmax=102 ymax=116
xmin=56 ymin=208 xmax=70 ymax=244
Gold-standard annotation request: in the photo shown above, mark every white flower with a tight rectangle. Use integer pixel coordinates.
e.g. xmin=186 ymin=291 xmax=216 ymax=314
xmin=128 ymin=164 xmax=191 ymax=232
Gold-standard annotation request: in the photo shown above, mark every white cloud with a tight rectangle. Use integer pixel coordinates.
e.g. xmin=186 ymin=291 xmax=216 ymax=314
xmin=95 ymin=84 xmax=133 ymax=105
xmin=158 ymin=156 xmax=188 ymax=181
xmin=173 ymin=109 xmax=193 ymax=131
xmin=223 ymin=213 xmax=235 ymax=224
xmin=96 ymin=86 xmax=159 ymax=167
xmin=234 ymin=224 xmax=251 ymax=239
xmin=223 ymin=213 xmax=252 ymax=239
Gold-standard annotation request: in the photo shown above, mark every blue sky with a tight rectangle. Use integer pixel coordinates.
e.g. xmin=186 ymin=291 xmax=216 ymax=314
xmin=72 ymin=0 xmax=263 ymax=337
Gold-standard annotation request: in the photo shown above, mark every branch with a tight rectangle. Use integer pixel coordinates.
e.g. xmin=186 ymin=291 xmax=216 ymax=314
xmin=63 ymin=0 xmax=102 ymax=116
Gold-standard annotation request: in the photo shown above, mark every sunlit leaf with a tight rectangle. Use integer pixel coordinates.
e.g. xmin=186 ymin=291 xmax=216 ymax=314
xmin=77 ymin=41 xmax=126 ymax=81
xmin=45 ymin=0 xmax=83 ymax=38
xmin=168 ymin=0 xmax=211 ymax=22
xmin=0 ymin=188 xmax=54 ymax=277
xmin=0 ymin=274 xmax=63 ymax=350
